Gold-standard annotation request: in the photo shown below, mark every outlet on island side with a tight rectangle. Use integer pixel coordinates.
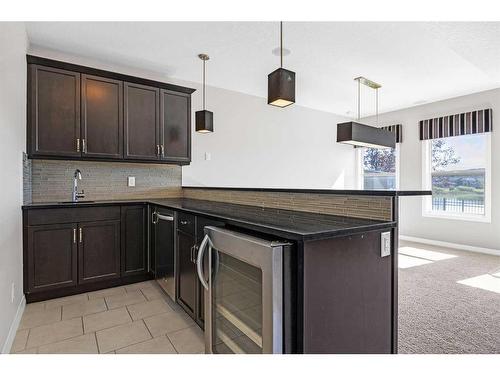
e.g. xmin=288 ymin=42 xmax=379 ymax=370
xmin=128 ymin=176 xmax=136 ymax=187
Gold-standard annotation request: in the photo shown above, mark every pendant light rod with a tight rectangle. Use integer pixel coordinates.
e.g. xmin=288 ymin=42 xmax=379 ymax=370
xmin=198 ymin=53 xmax=210 ymax=111
xmin=280 ymin=21 xmax=283 ymax=68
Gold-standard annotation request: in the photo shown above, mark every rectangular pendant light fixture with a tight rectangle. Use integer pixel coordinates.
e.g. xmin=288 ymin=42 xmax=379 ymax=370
xmin=195 ymin=53 xmax=213 ymax=133
xmin=268 ymin=67 xmax=295 ymax=107
xmin=337 ymin=76 xmax=395 ymax=149
xmin=196 ymin=110 xmax=213 ymax=133
xmin=337 ymin=121 xmax=395 ymax=149
xmin=268 ymin=22 xmax=295 ymax=108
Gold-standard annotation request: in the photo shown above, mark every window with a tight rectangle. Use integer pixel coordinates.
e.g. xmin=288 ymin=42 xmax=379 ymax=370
xmin=358 ymin=145 xmax=399 ymax=190
xmin=422 ymin=133 xmax=491 ymax=221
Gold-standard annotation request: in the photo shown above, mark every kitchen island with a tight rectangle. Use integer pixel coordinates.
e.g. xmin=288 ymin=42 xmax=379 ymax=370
xmin=22 ymin=188 xmax=430 ymax=354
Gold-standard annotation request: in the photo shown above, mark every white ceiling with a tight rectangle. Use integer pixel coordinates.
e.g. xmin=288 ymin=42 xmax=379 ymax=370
xmin=25 ymin=22 xmax=500 ymax=117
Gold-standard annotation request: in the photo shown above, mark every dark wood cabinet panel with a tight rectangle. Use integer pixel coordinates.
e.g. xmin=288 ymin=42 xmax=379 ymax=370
xmin=28 ymin=65 xmax=81 ymax=157
xmin=124 ymin=82 xmax=160 ymax=160
xmin=303 ymin=231 xmax=392 ymax=354
xmin=78 ymin=220 xmax=121 ymax=284
xmin=177 ymin=230 xmax=196 ymax=315
xmin=121 ymin=205 xmax=148 ymax=277
xmin=27 ymin=223 xmax=78 ymax=292
xmin=160 ymin=90 xmax=191 ymax=162
xmin=27 ymin=57 xmax=193 ymax=165
xmin=81 ymin=75 xmax=123 ymax=159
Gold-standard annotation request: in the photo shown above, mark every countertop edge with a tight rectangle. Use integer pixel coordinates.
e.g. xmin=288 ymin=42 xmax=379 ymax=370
xmin=182 ymin=186 xmax=432 ymax=197
xmin=22 ymin=199 xmax=396 ymax=241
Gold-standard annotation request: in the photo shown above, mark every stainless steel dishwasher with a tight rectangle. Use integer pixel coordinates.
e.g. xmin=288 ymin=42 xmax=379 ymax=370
xmin=196 ymin=226 xmax=291 ymax=354
xmin=151 ymin=208 xmax=176 ymax=300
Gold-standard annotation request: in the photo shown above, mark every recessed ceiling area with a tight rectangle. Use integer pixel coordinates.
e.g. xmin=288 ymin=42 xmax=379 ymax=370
xmin=25 ymin=21 xmax=500 ymax=116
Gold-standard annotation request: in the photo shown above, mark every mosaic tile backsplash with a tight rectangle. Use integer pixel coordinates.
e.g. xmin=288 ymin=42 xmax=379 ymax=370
xmin=28 ymin=160 xmax=182 ymax=203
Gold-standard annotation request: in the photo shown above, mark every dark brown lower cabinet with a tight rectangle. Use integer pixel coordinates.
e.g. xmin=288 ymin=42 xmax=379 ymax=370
xmin=177 ymin=229 xmax=197 ymax=315
xmin=27 ymin=223 xmax=78 ymax=292
xmin=121 ymin=205 xmax=148 ymax=277
xmin=78 ymin=220 xmax=121 ymax=284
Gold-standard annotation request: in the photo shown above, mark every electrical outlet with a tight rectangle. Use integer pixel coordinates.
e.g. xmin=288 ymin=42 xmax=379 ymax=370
xmin=380 ymin=232 xmax=391 ymax=257
xmin=11 ymin=283 xmax=15 ymax=303
xmin=205 ymin=152 xmax=211 ymax=161
xmin=128 ymin=176 xmax=136 ymax=187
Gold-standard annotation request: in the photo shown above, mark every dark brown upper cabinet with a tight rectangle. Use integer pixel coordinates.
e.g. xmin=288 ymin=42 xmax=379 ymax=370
xmin=160 ymin=89 xmax=191 ymax=163
xmin=26 ymin=56 xmax=195 ymax=165
xmin=124 ymin=82 xmax=160 ymax=161
xmin=28 ymin=65 xmax=81 ymax=158
xmin=81 ymin=75 xmax=123 ymax=159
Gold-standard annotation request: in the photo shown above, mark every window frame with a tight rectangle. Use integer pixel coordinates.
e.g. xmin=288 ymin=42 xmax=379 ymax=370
xmin=421 ymin=133 xmax=492 ymax=223
xmin=356 ymin=144 xmax=400 ymax=190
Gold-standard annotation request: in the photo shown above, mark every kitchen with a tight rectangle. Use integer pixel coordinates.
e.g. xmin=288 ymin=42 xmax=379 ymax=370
xmin=1 ymin=3 xmax=500 ymax=372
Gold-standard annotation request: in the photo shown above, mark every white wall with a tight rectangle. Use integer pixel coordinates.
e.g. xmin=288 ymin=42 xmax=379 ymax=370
xmin=183 ymin=84 xmax=355 ymax=188
xmin=0 ymin=22 xmax=27 ymax=352
xmin=365 ymin=88 xmax=500 ymax=252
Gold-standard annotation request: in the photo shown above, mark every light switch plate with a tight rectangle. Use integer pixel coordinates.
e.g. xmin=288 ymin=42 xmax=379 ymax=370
xmin=205 ymin=152 xmax=211 ymax=161
xmin=381 ymin=232 xmax=391 ymax=257
xmin=128 ymin=176 xmax=136 ymax=187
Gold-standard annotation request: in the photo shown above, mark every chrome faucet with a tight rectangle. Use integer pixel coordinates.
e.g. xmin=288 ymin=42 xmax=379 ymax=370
xmin=72 ymin=169 xmax=85 ymax=202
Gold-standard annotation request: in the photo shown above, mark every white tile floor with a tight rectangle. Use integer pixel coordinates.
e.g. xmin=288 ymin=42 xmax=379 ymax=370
xmin=11 ymin=281 xmax=204 ymax=354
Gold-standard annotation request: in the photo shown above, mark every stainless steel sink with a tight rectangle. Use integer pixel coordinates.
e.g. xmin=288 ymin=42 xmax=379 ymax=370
xmin=58 ymin=201 xmax=95 ymax=204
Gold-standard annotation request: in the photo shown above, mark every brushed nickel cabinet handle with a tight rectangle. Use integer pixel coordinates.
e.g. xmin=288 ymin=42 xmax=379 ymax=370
xmin=82 ymin=139 xmax=86 ymax=153
xmin=73 ymin=228 xmax=77 ymax=244
xmin=160 ymin=144 xmax=164 ymax=157
xmin=76 ymin=138 xmax=80 ymax=152
xmin=79 ymin=227 xmax=83 ymax=243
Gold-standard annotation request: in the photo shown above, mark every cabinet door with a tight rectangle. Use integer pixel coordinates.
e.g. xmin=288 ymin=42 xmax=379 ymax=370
xmin=177 ymin=230 xmax=196 ymax=316
xmin=121 ymin=205 xmax=147 ymax=277
xmin=124 ymin=82 xmax=160 ymax=160
xmin=78 ymin=220 xmax=121 ymax=284
xmin=81 ymin=75 xmax=123 ymax=159
xmin=160 ymin=89 xmax=191 ymax=163
xmin=28 ymin=65 xmax=81 ymax=157
xmin=27 ymin=223 xmax=78 ymax=293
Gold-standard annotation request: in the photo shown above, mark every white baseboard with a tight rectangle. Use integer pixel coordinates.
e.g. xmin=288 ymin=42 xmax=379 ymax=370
xmin=1 ymin=295 xmax=26 ymax=354
xmin=400 ymin=235 xmax=500 ymax=256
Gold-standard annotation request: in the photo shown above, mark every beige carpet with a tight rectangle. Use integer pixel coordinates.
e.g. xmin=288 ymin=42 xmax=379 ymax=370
xmin=398 ymin=240 xmax=500 ymax=354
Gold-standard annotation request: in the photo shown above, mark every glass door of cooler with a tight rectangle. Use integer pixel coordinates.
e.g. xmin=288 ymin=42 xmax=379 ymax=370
xmin=196 ymin=226 xmax=286 ymax=354
xmin=211 ymin=251 xmax=263 ymax=354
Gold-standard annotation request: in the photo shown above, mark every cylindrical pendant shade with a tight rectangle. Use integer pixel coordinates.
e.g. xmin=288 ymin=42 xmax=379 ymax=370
xmin=267 ymin=68 xmax=295 ymax=108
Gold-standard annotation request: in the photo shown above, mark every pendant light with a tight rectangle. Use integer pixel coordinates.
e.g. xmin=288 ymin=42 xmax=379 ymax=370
xmin=268 ymin=21 xmax=295 ymax=108
xmin=336 ymin=77 xmax=395 ymax=149
xmin=195 ymin=53 xmax=213 ymax=133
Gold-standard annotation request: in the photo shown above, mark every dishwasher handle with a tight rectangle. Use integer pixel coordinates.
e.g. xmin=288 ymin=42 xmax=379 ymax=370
xmin=152 ymin=210 xmax=174 ymax=224
xmin=196 ymin=234 xmax=210 ymax=290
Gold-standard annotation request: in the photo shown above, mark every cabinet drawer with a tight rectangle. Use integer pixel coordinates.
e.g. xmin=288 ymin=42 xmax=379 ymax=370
xmin=177 ymin=212 xmax=195 ymax=236
xmin=27 ymin=206 xmax=121 ymax=226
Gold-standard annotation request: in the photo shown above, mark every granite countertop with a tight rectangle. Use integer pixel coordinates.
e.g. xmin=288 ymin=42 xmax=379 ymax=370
xmin=22 ymin=198 xmax=396 ymax=241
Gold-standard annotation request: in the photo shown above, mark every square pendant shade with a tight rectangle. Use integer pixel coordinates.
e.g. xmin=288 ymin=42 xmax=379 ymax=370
xmin=337 ymin=121 xmax=395 ymax=149
xmin=196 ymin=110 xmax=213 ymax=133
xmin=268 ymin=68 xmax=295 ymax=107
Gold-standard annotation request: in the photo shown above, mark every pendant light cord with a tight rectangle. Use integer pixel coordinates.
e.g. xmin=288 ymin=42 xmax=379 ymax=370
xmin=280 ymin=21 xmax=283 ymax=68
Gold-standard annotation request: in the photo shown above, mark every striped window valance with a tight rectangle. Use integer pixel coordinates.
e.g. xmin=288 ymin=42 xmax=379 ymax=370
xmin=419 ymin=108 xmax=492 ymax=141
xmin=381 ymin=124 xmax=403 ymax=143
